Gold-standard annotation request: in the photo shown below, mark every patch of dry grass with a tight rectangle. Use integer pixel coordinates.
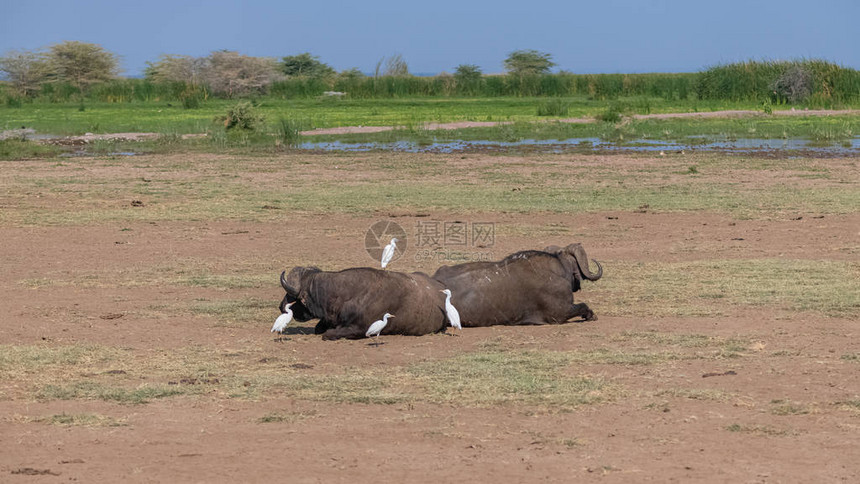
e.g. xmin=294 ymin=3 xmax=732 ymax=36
xmin=19 ymin=259 xmax=282 ymax=290
xmin=565 ymin=348 xmax=687 ymax=366
xmin=36 ymin=382 xmax=189 ymax=404
xmin=2 ymin=152 xmax=857 ymax=227
xmin=654 ymin=387 xmax=736 ymax=402
xmin=725 ymin=423 xmax=798 ymax=436
xmin=0 ymin=335 xmax=836 ymax=418
xmin=592 ymin=259 xmax=860 ymax=318
xmin=0 ymin=344 xmax=124 ymax=376
xmin=770 ymin=399 xmax=818 ymax=416
xmin=610 ymin=330 xmax=724 ymax=347
xmin=407 ymin=350 xmax=616 ymax=407
xmin=596 ymin=331 xmax=751 ymax=360
xmin=257 ymin=410 xmax=318 ymax=424
xmin=835 ymin=399 xmax=860 ymax=413
xmin=32 ymin=413 xmax=128 ymax=427
xmin=1 ymin=343 xmax=618 ymax=409
xmin=189 ymin=298 xmax=274 ymax=326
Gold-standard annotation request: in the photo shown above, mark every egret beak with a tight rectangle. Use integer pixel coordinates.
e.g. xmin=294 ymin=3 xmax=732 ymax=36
xmin=390 ymin=315 xmax=395 ymax=318
xmin=286 ymin=301 xmax=295 ymax=307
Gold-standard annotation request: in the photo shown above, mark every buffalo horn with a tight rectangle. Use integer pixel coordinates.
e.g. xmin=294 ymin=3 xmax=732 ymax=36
xmin=572 ymin=244 xmax=604 ymax=280
xmin=280 ymin=270 xmax=299 ymax=295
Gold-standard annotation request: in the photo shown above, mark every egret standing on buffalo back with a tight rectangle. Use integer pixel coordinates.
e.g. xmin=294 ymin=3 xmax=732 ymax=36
xmin=380 ymin=238 xmax=398 ymax=269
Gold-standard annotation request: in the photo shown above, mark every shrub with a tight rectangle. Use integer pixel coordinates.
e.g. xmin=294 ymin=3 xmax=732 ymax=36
xmin=276 ymin=118 xmax=307 ymax=147
xmin=536 ymin=98 xmax=570 ymax=116
xmin=218 ymin=101 xmax=264 ymax=130
xmin=179 ymin=85 xmax=206 ymax=109
xmin=4 ymin=95 xmax=23 ymax=108
xmin=771 ymin=66 xmax=813 ymax=103
xmin=596 ymin=100 xmax=629 ymax=123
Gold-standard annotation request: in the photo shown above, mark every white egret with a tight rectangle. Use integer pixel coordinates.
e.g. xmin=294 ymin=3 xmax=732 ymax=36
xmin=271 ymin=302 xmax=295 ymax=334
xmin=380 ymin=238 xmax=398 ymax=269
xmin=440 ymin=289 xmax=462 ymax=330
xmin=366 ymin=313 xmax=394 ymax=346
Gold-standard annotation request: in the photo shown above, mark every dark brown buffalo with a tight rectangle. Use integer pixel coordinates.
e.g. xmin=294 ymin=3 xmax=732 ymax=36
xmin=278 ymin=267 xmax=448 ymax=340
xmin=431 ymin=243 xmax=603 ymax=327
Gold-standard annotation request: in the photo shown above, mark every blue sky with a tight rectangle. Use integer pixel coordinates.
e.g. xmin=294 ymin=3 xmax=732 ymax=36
xmin=2 ymin=0 xmax=858 ymax=77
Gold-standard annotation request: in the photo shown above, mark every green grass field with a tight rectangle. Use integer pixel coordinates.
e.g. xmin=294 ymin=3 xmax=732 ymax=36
xmin=2 ymin=95 xmax=857 ymax=162
xmin=3 ymin=95 xmax=857 ymax=136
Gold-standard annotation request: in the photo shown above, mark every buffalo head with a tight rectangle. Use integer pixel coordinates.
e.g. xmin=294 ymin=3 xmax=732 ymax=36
xmin=545 ymin=243 xmax=603 ymax=292
xmin=279 ymin=266 xmax=320 ymax=321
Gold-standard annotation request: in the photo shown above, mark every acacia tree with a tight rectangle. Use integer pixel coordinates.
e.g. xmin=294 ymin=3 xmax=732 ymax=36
xmin=0 ymin=49 xmax=53 ymax=96
xmin=503 ymin=49 xmax=555 ymax=76
xmin=503 ymin=49 xmax=555 ymax=96
xmin=454 ymin=64 xmax=483 ymax=95
xmin=201 ymin=50 xmax=282 ymax=97
xmin=145 ymin=54 xmax=206 ymax=85
xmin=47 ymin=41 xmax=119 ymax=92
xmin=145 ymin=51 xmax=281 ymax=97
xmin=280 ymin=53 xmax=335 ymax=79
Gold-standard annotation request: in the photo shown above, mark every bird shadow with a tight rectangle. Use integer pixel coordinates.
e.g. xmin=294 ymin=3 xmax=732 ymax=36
xmin=366 ymin=341 xmax=386 ymax=347
xmin=270 ymin=326 xmax=316 ymax=341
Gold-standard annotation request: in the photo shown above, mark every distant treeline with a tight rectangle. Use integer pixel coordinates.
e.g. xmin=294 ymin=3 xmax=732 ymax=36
xmin=270 ymin=72 xmax=698 ymax=100
xmin=3 ymin=60 xmax=859 ymax=106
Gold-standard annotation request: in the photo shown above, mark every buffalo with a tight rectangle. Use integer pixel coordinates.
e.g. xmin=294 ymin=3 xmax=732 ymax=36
xmin=431 ymin=243 xmax=603 ymax=327
xmin=278 ymin=267 xmax=449 ymax=340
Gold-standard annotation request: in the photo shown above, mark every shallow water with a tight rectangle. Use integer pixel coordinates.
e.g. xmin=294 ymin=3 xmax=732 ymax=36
xmin=59 ymin=151 xmax=139 ymax=157
xmin=12 ymin=129 xmax=859 ymax=156
xmin=300 ymin=137 xmax=860 ymax=154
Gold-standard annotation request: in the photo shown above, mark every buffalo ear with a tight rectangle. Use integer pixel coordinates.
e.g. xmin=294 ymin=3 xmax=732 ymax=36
xmin=557 ymin=249 xmax=584 ymax=286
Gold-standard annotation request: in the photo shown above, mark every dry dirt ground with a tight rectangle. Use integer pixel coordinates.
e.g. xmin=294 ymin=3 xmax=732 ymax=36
xmin=0 ymin=149 xmax=858 ymax=483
